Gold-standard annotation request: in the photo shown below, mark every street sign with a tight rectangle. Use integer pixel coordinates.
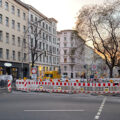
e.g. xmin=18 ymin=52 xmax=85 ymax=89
xmin=31 ymin=67 xmax=37 ymax=80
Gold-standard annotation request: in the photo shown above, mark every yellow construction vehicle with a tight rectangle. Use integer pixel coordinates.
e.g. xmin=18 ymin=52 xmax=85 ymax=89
xmin=43 ymin=71 xmax=61 ymax=80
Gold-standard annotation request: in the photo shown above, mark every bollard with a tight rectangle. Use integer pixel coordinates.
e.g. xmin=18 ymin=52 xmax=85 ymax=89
xmin=8 ymin=80 xmax=12 ymax=92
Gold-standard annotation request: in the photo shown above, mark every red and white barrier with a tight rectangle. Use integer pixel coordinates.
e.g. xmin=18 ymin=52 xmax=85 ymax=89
xmin=8 ymin=80 xmax=12 ymax=92
xmin=15 ymin=79 xmax=120 ymax=94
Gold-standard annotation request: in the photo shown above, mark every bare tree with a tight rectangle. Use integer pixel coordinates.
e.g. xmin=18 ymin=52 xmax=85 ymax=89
xmin=26 ymin=18 xmax=47 ymax=68
xmin=76 ymin=0 xmax=120 ymax=78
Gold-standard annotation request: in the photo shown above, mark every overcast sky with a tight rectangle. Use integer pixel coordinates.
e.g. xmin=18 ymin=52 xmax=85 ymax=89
xmin=21 ymin=0 xmax=104 ymax=31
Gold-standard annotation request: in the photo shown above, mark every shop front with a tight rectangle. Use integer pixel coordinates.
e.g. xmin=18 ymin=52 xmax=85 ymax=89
xmin=0 ymin=61 xmax=29 ymax=79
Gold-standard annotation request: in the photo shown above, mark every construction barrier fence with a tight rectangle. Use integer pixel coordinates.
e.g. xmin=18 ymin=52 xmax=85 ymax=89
xmin=16 ymin=79 xmax=120 ymax=94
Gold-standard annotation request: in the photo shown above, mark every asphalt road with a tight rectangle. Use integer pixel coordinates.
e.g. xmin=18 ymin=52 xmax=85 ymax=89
xmin=0 ymin=91 xmax=120 ymax=120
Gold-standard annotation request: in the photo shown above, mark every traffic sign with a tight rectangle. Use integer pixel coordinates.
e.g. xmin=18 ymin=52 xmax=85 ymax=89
xmin=31 ymin=67 xmax=37 ymax=74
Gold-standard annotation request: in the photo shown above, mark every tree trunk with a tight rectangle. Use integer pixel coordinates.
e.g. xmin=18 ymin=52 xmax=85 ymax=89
xmin=32 ymin=53 xmax=35 ymax=67
xmin=109 ymin=67 xmax=113 ymax=78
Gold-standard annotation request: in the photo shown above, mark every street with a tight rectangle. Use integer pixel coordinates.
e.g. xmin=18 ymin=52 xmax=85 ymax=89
xmin=0 ymin=91 xmax=120 ymax=120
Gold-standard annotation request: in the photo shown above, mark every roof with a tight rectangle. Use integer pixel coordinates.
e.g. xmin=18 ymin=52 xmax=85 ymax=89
xmin=14 ymin=0 xmax=29 ymax=10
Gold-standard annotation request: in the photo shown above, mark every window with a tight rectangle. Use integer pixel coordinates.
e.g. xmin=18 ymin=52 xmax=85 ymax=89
xmin=39 ymin=42 xmax=41 ymax=49
xmin=64 ymin=43 xmax=67 ymax=47
xmin=0 ymin=14 xmax=2 ymax=23
xmin=46 ymin=34 xmax=48 ymax=41
xmin=23 ymin=25 xmax=26 ymax=33
xmin=12 ymin=50 xmax=15 ymax=60
xmin=17 ymin=23 xmax=20 ymax=31
xmin=24 ymin=53 xmax=26 ymax=61
xmin=64 ymin=66 xmax=67 ymax=71
xmin=64 ymin=57 xmax=67 ymax=63
xmin=31 ymin=14 xmax=33 ymax=22
xmin=39 ymin=55 xmax=42 ymax=62
xmin=64 ymin=50 xmax=67 ymax=55
xmin=31 ymin=26 xmax=33 ymax=33
xmin=43 ymin=32 xmax=45 ymax=39
xmin=46 ymin=44 xmax=48 ymax=51
xmin=23 ymin=13 xmax=26 ymax=20
xmin=42 ymin=22 xmax=45 ymax=28
xmin=43 ymin=43 xmax=45 ymax=50
xmin=6 ymin=33 xmax=9 ymax=43
xmin=49 ymin=36 xmax=51 ymax=42
xmin=11 ymin=5 xmax=15 ymax=14
xmin=46 ymin=56 xmax=48 ymax=63
xmin=43 ymin=55 xmax=45 ymax=62
xmin=23 ymin=39 xmax=26 ymax=48
xmin=12 ymin=35 xmax=15 ymax=45
xmin=5 ymin=2 xmax=8 ymax=11
xmin=49 ymin=27 xmax=51 ymax=32
xmin=18 ymin=37 xmax=20 ymax=47
xmin=64 ymin=37 xmax=66 ymax=41
xmin=46 ymin=24 xmax=48 ymax=30
xmin=0 ymin=48 xmax=3 ymax=58
xmin=12 ymin=20 xmax=15 ymax=29
xmin=35 ymin=17 xmax=37 ymax=22
xmin=6 ymin=49 xmax=9 ymax=60
xmin=18 ymin=52 xmax=21 ymax=61
xmin=0 ymin=0 xmax=2 ymax=7
xmin=0 ymin=31 xmax=2 ymax=41
xmin=5 ymin=17 xmax=9 ymax=27
xmin=31 ymin=38 xmax=33 ymax=47
xmin=17 ymin=9 xmax=20 ymax=17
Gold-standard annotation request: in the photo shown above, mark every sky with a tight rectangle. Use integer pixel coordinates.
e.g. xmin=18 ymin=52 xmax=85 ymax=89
xmin=21 ymin=0 xmax=104 ymax=31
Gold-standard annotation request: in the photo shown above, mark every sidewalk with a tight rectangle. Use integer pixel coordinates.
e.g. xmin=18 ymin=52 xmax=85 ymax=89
xmin=0 ymin=87 xmax=8 ymax=94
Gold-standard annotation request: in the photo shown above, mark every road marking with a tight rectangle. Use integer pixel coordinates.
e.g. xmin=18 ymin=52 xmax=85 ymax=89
xmin=94 ymin=97 xmax=107 ymax=120
xmin=24 ymin=110 xmax=84 ymax=112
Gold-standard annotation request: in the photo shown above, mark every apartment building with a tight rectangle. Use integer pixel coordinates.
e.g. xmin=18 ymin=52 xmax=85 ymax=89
xmin=27 ymin=5 xmax=60 ymax=78
xmin=58 ymin=30 xmax=85 ymax=79
xmin=0 ymin=0 xmax=29 ymax=78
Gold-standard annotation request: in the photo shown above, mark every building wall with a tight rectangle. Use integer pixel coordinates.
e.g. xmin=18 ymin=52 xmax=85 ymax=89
xmin=58 ymin=30 xmax=85 ymax=79
xmin=28 ymin=6 xmax=60 ymax=78
xmin=0 ymin=0 xmax=29 ymax=78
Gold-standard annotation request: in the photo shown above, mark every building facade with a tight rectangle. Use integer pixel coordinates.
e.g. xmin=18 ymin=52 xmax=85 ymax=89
xmin=84 ymin=45 xmax=109 ymax=78
xmin=58 ymin=30 xmax=85 ymax=79
xmin=0 ymin=0 xmax=29 ymax=78
xmin=28 ymin=5 xmax=60 ymax=78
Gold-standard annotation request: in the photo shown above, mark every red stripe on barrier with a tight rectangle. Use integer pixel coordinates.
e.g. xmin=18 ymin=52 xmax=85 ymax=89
xmin=87 ymin=83 xmax=90 ymax=86
xmin=56 ymin=82 xmax=58 ymax=85
xmin=22 ymin=82 xmax=24 ymax=84
xmin=8 ymin=83 xmax=11 ymax=87
xmin=36 ymin=82 xmax=38 ymax=84
xmin=76 ymin=80 xmax=79 ymax=82
xmin=83 ymin=83 xmax=85 ymax=86
xmin=108 ymin=83 xmax=110 ymax=86
xmin=52 ymin=82 xmax=55 ymax=85
xmin=98 ymin=83 xmax=101 ymax=87
xmin=78 ymin=83 xmax=81 ymax=86
xmin=60 ymin=82 xmax=62 ymax=86
xmin=103 ymin=83 xmax=105 ymax=86
xmin=74 ymin=83 xmax=76 ymax=86
xmin=64 ymin=83 xmax=66 ymax=86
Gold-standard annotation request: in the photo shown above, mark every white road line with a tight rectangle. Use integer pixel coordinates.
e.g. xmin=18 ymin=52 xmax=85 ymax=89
xmin=94 ymin=97 xmax=107 ymax=120
xmin=24 ymin=110 xmax=85 ymax=112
